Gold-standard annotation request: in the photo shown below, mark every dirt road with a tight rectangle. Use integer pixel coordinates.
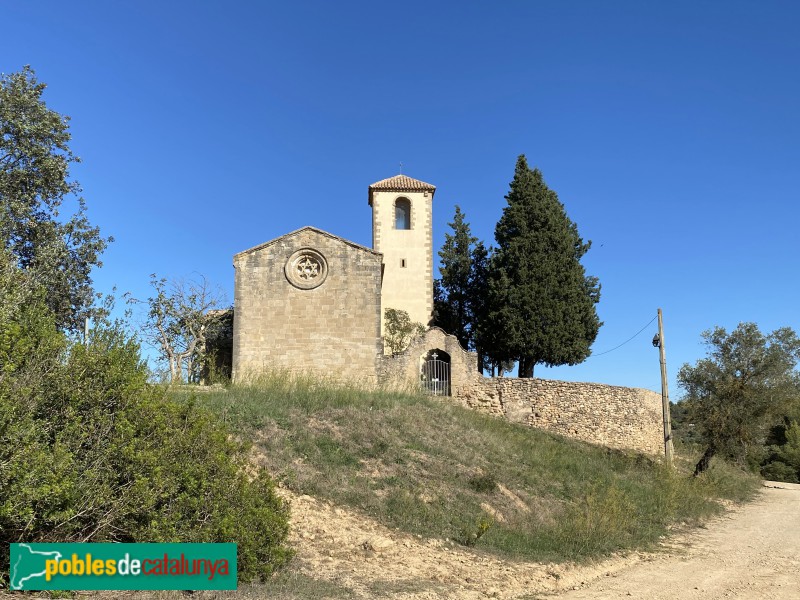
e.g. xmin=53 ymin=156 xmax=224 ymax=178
xmin=551 ymin=481 xmax=800 ymax=600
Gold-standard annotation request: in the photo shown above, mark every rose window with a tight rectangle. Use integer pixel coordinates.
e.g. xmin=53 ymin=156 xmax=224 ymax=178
xmin=285 ymin=249 xmax=328 ymax=289
xmin=295 ymin=256 xmax=320 ymax=280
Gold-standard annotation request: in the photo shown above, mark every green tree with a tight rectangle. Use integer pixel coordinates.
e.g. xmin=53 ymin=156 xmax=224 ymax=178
xmin=0 ymin=66 xmax=110 ymax=331
xmin=472 ymin=241 xmax=513 ymax=376
xmin=433 ymin=206 xmax=487 ymax=352
xmin=485 ymin=155 xmax=601 ymax=377
xmin=384 ymin=308 xmax=425 ymax=356
xmin=0 ymin=267 xmax=291 ymax=584
xmin=468 ymin=239 xmax=493 ymax=373
xmin=678 ymin=323 xmax=800 ymax=475
xmin=0 ymin=249 xmax=64 ymax=392
xmin=761 ymin=421 xmax=800 ymax=483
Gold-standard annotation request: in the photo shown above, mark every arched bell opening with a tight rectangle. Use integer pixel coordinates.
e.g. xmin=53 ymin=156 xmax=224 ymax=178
xmin=395 ymin=197 xmax=412 ymax=230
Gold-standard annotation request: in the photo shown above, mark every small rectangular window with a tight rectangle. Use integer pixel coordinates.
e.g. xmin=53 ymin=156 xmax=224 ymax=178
xmin=400 ymin=259 xmax=407 ymax=268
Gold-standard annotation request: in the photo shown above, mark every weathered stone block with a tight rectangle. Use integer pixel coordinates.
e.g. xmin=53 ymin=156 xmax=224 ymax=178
xmin=232 ymin=227 xmax=382 ymax=384
xmin=454 ymin=377 xmax=663 ymax=456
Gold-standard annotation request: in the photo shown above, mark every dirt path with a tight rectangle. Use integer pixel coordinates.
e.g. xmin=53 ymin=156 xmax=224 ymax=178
xmin=284 ymin=482 xmax=800 ymax=599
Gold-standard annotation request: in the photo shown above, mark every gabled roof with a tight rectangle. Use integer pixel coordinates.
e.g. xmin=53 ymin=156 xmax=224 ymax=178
xmin=233 ymin=226 xmax=381 ymax=260
xmin=368 ymin=174 xmax=436 ymax=205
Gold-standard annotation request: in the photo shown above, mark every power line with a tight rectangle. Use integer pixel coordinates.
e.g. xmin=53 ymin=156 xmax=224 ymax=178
xmin=589 ymin=315 xmax=658 ymax=358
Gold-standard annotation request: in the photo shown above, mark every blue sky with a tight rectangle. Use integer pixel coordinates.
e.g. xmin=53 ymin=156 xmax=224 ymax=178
xmin=3 ymin=1 xmax=799 ymax=394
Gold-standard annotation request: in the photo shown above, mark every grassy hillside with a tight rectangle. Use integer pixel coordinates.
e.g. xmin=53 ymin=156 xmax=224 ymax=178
xmin=172 ymin=375 xmax=760 ymax=563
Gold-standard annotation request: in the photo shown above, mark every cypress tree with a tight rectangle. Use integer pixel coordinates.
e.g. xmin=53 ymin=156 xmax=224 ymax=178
xmin=487 ymin=155 xmax=601 ymax=377
xmin=433 ymin=206 xmax=476 ymax=349
xmin=468 ymin=239 xmax=491 ymax=373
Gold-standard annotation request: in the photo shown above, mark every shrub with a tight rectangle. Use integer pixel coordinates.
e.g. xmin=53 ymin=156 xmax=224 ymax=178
xmin=467 ymin=473 xmax=498 ymax=494
xmin=761 ymin=460 xmax=799 ymax=483
xmin=459 ymin=516 xmax=493 ymax=547
xmin=761 ymin=421 xmax=800 ymax=483
xmin=0 ymin=304 xmax=291 ymax=585
xmin=384 ymin=308 xmax=426 ymax=355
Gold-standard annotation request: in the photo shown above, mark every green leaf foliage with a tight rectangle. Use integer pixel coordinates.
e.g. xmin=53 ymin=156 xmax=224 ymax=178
xmin=761 ymin=421 xmax=800 ymax=483
xmin=0 ymin=66 xmax=110 ymax=331
xmin=483 ymin=155 xmax=601 ymax=377
xmin=433 ymin=206 xmax=475 ymax=347
xmin=433 ymin=206 xmax=490 ymax=366
xmin=678 ymin=322 xmax=800 ymax=475
xmin=384 ymin=308 xmax=425 ymax=355
xmin=0 ymin=264 xmax=291 ymax=585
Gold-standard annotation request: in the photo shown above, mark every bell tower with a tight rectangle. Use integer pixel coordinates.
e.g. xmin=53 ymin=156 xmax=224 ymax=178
xmin=368 ymin=174 xmax=436 ymax=346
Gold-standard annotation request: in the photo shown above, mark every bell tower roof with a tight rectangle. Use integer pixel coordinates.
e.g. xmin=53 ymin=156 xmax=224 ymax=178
xmin=368 ymin=174 xmax=436 ymax=205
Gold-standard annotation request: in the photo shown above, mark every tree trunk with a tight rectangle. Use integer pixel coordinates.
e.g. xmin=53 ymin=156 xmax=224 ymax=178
xmin=169 ymin=356 xmax=180 ymax=384
xmin=187 ymin=356 xmax=195 ymax=384
xmin=518 ymin=358 xmax=534 ymax=378
xmin=694 ymin=446 xmax=716 ymax=476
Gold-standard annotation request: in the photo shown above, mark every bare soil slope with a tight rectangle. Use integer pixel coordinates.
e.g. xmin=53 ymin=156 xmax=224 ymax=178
xmin=283 ymin=482 xmax=800 ymax=599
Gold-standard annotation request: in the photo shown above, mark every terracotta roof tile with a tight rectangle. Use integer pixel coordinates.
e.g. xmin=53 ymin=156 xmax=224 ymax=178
xmin=368 ymin=174 xmax=436 ymax=205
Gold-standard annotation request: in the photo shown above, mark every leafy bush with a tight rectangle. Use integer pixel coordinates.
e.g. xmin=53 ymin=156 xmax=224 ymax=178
xmin=0 ymin=294 xmax=291 ymax=585
xmin=384 ymin=308 xmax=426 ymax=355
xmin=761 ymin=460 xmax=799 ymax=483
xmin=467 ymin=473 xmax=498 ymax=493
xmin=760 ymin=420 xmax=800 ymax=483
xmin=459 ymin=516 xmax=493 ymax=547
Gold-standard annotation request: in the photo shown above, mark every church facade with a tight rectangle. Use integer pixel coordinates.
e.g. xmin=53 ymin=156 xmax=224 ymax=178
xmin=230 ymin=175 xmax=477 ymax=392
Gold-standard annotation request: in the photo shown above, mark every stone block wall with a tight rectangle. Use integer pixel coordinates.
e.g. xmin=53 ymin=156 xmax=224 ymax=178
xmin=455 ymin=378 xmax=664 ymax=456
xmin=232 ymin=227 xmax=383 ymax=385
xmin=378 ymin=327 xmax=479 ymax=396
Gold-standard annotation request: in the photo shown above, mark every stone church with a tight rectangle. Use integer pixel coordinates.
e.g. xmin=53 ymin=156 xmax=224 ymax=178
xmin=223 ymin=174 xmax=666 ymax=457
xmin=230 ymin=174 xmax=478 ymax=393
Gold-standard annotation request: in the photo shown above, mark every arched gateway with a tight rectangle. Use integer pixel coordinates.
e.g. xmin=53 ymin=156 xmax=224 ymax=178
xmin=421 ymin=349 xmax=451 ymax=396
xmin=378 ymin=328 xmax=478 ymax=397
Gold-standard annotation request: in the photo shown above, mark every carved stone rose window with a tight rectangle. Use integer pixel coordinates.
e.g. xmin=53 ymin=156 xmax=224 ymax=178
xmin=285 ymin=248 xmax=328 ymax=290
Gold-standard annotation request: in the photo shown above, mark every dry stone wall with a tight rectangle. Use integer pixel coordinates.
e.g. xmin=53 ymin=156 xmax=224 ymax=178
xmin=456 ymin=378 xmax=664 ymax=456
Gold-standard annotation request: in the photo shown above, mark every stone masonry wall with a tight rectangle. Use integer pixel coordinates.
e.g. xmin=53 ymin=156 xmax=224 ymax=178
xmin=456 ymin=378 xmax=664 ymax=456
xmin=232 ymin=227 xmax=383 ymax=385
xmin=378 ymin=327 xmax=480 ymax=396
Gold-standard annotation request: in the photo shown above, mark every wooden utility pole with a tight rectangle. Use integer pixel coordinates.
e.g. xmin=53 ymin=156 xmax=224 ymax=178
xmin=657 ymin=308 xmax=674 ymax=463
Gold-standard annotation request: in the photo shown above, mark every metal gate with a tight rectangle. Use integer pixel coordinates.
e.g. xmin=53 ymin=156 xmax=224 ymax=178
xmin=421 ymin=353 xmax=450 ymax=396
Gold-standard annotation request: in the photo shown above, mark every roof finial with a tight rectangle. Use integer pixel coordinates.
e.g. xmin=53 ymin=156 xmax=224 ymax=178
xmin=399 ymin=161 xmax=403 ymax=174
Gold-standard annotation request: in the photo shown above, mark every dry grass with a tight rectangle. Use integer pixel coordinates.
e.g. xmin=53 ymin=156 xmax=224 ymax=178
xmin=171 ymin=373 xmax=761 ymax=562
